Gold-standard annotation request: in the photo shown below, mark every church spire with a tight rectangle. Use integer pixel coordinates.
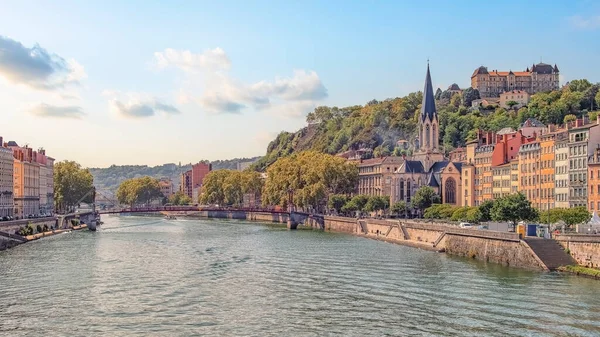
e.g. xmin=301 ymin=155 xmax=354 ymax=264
xmin=421 ymin=63 xmax=437 ymax=122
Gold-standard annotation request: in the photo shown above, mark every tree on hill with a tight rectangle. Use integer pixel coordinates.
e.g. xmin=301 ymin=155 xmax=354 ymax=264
xmin=506 ymin=100 xmax=519 ymax=109
xmin=596 ymin=91 xmax=600 ymax=111
xmin=435 ymin=88 xmax=442 ymax=100
xmin=490 ymin=193 xmax=538 ymax=226
xmin=411 ymin=187 xmax=441 ymax=213
xmin=461 ymin=87 xmax=480 ymax=107
xmin=564 ymin=114 xmax=577 ymax=124
xmin=54 ymin=161 xmax=94 ymax=213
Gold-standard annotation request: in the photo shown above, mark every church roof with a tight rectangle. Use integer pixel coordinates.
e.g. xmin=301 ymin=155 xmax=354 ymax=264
xmin=427 ymin=173 xmax=439 ymax=187
xmin=420 ymin=64 xmax=437 ymax=122
xmin=430 ymin=161 xmax=449 ymax=174
xmin=554 ymin=64 xmax=559 ymax=72
xmin=404 ymin=160 xmax=425 ymax=173
xmin=453 ymin=162 xmax=463 ymax=173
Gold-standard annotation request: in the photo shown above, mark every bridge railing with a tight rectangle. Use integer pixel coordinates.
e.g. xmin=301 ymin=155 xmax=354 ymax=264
xmin=99 ymin=206 xmax=288 ymax=214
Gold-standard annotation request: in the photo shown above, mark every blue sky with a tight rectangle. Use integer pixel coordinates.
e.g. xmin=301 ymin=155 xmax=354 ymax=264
xmin=0 ymin=0 xmax=599 ymax=167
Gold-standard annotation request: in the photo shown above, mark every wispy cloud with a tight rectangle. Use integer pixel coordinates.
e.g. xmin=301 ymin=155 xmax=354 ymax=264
xmin=159 ymin=48 xmax=328 ymax=117
xmin=29 ymin=103 xmax=85 ymax=119
xmin=153 ymin=47 xmax=230 ymax=72
xmin=0 ymin=35 xmax=86 ymax=90
xmin=104 ymin=91 xmax=180 ymax=119
xmin=568 ymin=15 xmax=600 ymax=30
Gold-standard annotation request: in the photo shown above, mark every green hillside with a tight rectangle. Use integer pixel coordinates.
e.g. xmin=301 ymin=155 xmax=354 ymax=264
xmin=253 ymin=79 xmax=600 ymax=171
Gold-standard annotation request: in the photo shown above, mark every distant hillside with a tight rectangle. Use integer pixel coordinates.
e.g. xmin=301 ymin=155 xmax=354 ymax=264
xmin=90 ymin=157 xmax=260 ymax=193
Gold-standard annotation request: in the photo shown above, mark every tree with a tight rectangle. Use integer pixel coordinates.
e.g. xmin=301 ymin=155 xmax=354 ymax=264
xmin=411 ymin=187 xmax=441 ymax=214
xmin=561 ymin=207 xmax=591 ymax=230
xmin=328 ymin=194 xmax=349 ymax=214
xmin=568 ymin=79 xmax=592 ymax=93
xmin=506 ymin=100 xmax=519 ymax=109
xmin=391 ymin=201 xmax=407 ymax=217
xmin=490 ymin=193 xmax=538 ymax=226
xmin=262 ymin=151 xmax=358 ymax=212
xmin=596 ymin=91 xmax=600 ymax=111
xmin=116 ymin=176 xmax=162 ymax=207
xmin=478 ymin=200 xmax=494 ymax=222
xmin=435 ymin=88 xmax=442 ymax=100
xmin=466 ymin=207 xmax=482 ymax=223
xmin=364 ymin=196 xmax=387 ymax=213
xmin=350 ymin=195 xmax=369 ymax=212
xmin=450 ymin=206 xmax=469 ymax=221
xmin=54 ymin=161 xmax=94 ymax=213
xmin=461 ymin=87 xmax=480 ymax=107
xmin=168 ymin=191 xmax=192 ymax=205
xmin=564 ymin=114 xmax=577 ymax=124
xmin=424 ymin=204 xmax=455 ymax=219
xmin=450 ymin=94 xmax=462 ymax=108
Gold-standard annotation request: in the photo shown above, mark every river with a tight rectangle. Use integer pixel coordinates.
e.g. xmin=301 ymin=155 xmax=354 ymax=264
xmin=1 ymin=216 xmax=600 ymax=336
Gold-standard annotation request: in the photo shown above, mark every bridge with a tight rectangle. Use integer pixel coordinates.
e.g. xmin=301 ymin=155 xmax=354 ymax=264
xmin=98 ymin=206 xmax=288 ymax=215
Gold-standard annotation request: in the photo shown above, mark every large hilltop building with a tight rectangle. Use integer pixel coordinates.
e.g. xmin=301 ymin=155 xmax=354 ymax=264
xmin=471 ymin=62 xmax=560 ymax=98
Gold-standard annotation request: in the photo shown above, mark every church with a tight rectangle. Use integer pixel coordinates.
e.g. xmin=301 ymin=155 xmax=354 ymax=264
xmin=390 ymin=64 xmax=463 ymax=208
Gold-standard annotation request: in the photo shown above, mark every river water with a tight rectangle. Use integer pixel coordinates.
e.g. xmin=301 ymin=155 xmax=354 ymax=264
xmin=1 ymin=216 xmax=600 ymax=336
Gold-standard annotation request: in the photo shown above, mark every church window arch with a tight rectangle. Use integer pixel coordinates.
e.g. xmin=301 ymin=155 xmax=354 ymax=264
xmin=425 ymin=124 xmax=430 ymax=148
xmin=445 ymin=178 xmax=457 ymax=204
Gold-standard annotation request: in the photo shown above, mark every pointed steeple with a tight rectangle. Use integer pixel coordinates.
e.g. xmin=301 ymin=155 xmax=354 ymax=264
xmin=554 ymin=64 xmax=559 ymax=73
xmin=421 ymin=62 xmax=437 ymax=122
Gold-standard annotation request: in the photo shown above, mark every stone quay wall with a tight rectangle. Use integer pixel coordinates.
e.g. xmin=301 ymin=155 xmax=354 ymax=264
xmin=0 ymin=218 xmax=58 ymax=235
xmin=187 ymin=211 xmax=544 ymax=270
xmin=555 ymin=234 xmax=600 ymax=268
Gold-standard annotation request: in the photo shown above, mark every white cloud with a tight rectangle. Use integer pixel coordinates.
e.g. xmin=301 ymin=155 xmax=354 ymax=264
xmin=29 ymin=103 xmax=85 ymax=119
xmin=568 ymin=15 xmax=600 ymax=30
xmin=0 ymin=35 xmax=87 ymax=90
xmin=153 ymin=47 xmax=230 ymax=72
xmin=157 ymin=47 xmax=328 ymax=117
xmin=104 ymin=91 xmax=180 ymax=119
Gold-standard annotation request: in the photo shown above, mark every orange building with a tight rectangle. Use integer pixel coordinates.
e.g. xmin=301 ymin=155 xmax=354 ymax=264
xmin=519 ymin=142 xmax=542 ymax=209
xmin=589 ymin=147 xmax=600 ymax=212
xmin=539 ymin=132 xmax=556 ymax=211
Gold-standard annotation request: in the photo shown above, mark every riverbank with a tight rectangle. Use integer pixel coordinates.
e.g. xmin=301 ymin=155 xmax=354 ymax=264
xmin=558 ymin=265 xmax=600 ymax=279
xmin=0 ymin=224 xmax=89 ymax=251
xmin=182 ymin=210 xmax=548 ymax=271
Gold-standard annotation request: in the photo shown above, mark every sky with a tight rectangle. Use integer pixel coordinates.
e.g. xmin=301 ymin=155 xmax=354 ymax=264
xmin=0 ymin=0 xmax=599 ymax=168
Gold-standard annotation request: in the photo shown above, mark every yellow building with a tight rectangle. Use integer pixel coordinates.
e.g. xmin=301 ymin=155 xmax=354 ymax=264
xmin=461 ymin=164 xmax=475 ymax=206
xmin=474 ymin=144 xmax=494 ymax=206
xmin=519 ymin=142 xmax=542 ymax=209
xmin=510 ymin=159 xmax=519 ymax=194
xmin=500 ymin=90 xmax=530 ymax=109
xmin=492 ymin=163 xmax=511 ymax=199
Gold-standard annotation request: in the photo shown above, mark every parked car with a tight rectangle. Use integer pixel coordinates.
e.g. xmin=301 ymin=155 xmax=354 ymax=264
xmin=459 ymin=222 xmax=474 ymax=229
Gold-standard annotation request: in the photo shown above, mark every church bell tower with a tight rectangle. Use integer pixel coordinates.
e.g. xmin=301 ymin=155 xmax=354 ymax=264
xmin=413 ymin=62 xmax=444 ymax=171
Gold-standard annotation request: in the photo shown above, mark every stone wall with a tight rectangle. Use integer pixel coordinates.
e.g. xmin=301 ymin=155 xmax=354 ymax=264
xmin=321 ymin=216 xmax=357 ymax=234
xmin=555 ymin=235 xmax=600 ymax=268
xmin=191 ymin=210 xmax=290 ymax=224
xmin=0 ymin=218 xmax=58 ymax=235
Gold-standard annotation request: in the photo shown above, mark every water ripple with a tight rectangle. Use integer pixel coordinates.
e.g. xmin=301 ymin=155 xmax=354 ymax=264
xmin=2 ymin=216 xmax=600 ymax=336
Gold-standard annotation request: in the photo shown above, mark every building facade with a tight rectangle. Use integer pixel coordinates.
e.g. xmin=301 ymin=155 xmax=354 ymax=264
xmin=589 ymin=147 xmax=600 ymax=211
xmin=0 ymin=138 xmax=14 ymax=218
xmin=499 ymin=90 xmax=530 ymax=109
xmin=519 ymin=142 xmax=542 ymax=209
xmin=357 ymin=157 xmax=403 ymax=196
xmin=555 ymin=130 xmax=570 ymax=208
xmin=471 ymin=63 xmax=560 ymax=98
xmin=539 ymin=132 xmax=556 ymax=211
xmin=159 ymin=178 xmax=174 ymax=198
xmin=11 ymin=145 xmax=40 ymax=218
xmin=568 ymin=120 xmax=600 ymax=208
xmin=492 ymin=163 xmax=511 ymax=199
xmin=180 ymin=170 xmax=193 ymax=199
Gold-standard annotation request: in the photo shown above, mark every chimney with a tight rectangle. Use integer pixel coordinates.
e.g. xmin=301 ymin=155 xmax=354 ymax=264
xmin=576 ymin=119 xmax=583 ymax=127
xmin=584 ymin=115 xmax=590 ymax=125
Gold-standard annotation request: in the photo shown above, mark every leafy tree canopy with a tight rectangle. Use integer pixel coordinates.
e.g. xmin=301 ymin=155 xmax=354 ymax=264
xmin=54 ymin=160 xmax=94 ymax=212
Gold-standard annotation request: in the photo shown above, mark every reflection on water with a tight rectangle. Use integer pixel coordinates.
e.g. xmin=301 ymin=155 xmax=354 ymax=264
xmin=1 ymin=216 xmax=600 ymax=336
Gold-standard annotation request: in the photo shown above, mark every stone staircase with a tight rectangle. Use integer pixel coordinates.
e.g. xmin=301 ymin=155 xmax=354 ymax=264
xmin=524 ymin=238 xmax=575 ymax=270
xmin=358 ymin=220 xmax=368 ymax=234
